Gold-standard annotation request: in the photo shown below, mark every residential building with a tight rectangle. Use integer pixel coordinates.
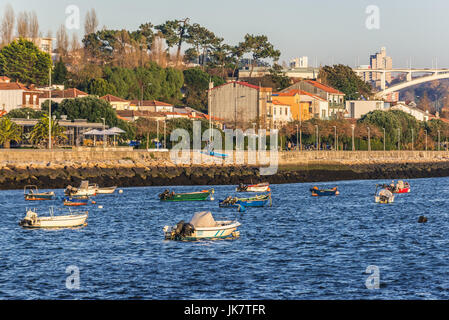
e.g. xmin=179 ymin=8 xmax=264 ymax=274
xmin=362 ymin=47 xmax=393 ymax=88
xmin=345 ymin=100 xmax=385 ymax=119
xmin=39 ymin=88 xmax=89 ymax=106
xmin=284 ymin=67 xmax=319 ymax=80
xmin=390 ymin=103 xmax=430 ymax=122
xmin=282 ymin=80 xmax=345 ymax=118
xmin=0 ymin=76 xmax=41 ymax=112
xmin=208 ymin=81 xmax=272 ymax=129
xmin=100 ymin=94 xmax=131 ymax=110
xmin=130 ymin=100 xmax=174 ymax=112
xmin=271 ymin=90 xmax=311 ymax=122
xmin=290 ymin=57 xmax=308 ymax=68
xmin=270 ymin=100 xmax=292 ymax=128
xmin=299 ymin=91 xmax=329 ymax=119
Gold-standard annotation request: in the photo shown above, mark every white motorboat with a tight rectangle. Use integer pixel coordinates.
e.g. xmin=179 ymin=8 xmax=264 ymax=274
xmin=19 ymin=208 xmax=88 ymax=229
xmin=163 ymin=211 xmax=240 ymax=241
xmin=236 ymin=182 xmax=271 ymax=193
xmin=65 ymin=180 xmax=96 ymax=197
xmin=89 ymin=184 xmax=117 ymax=194
xmin=375 ymin=185 xmax=395 ymax=204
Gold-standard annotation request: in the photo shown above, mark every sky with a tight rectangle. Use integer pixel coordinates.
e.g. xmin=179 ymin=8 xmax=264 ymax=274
xmin=2 ymin=0 xmax=449 ymax=68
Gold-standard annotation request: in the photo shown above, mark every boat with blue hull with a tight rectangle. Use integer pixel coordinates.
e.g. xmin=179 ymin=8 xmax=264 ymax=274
xmin=310 ymin=186 xmax=339 ymax=196
xmin=219 ymin=194 xmax=272 ymax=208
xmin=63 ymin=196 xmax=89 ymax=206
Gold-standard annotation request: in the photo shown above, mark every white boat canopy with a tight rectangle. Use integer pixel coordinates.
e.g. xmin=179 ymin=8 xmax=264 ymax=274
xmin=190 ymin=211 xmax=217 ymax=228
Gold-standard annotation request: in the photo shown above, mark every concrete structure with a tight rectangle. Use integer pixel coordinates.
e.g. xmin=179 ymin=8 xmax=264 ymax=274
xmin=0 ymin=77 xmax=41 ymax=112
xmin=299 ymin=91 xmax=329 ymax=119
xmin=345 ymin=100 xmax=385 ymax=119
xmin=360 ymin=47 xmax=393 ymax=88
xmin=208 ymin=81 xmax=272 ymax=129
xmin=130 ymin=100 xmax=174 ymax=112
xmin=390 ymin=103 xmax=430 ymax=122
xmin=284 ymin=67 xmax=319 ymax=80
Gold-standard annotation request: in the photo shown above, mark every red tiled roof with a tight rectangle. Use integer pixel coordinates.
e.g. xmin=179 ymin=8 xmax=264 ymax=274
xmin=304 ymin=80 xmax=344 ymax=95
xmin=100 ymin=94 xmax=129 ymax=103
xmin=0 ymin=76 xmax=11 ymax=82
xmin=0 ymin=110 xmax=7 ymax=117
xmin=129 ymin=99 xmax=173 ymax=107
xmin=0 ymin=81 xmax=30 ymax=90
xmin=209 ymin=81 xmax=271 ymax=92
xmin=39 ymin=88 xmax=88 ymax=99
xmin=272 ymin=100 xmax=289 ymax=105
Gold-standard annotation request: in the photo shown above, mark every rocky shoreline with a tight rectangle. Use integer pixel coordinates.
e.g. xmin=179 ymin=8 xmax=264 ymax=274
xmin=1 ymin=159 xmax=449 ymax=190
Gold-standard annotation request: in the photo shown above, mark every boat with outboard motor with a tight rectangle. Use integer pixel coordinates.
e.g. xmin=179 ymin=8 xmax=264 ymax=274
xmin=19 ymin=207 xmax=88 ymax=229
xmin=159 ymin=189 xmax=214 ymax=201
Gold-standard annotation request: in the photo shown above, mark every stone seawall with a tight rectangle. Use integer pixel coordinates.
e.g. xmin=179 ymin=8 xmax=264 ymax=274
xmin=2 ymin=148 xmax=449 ymax=190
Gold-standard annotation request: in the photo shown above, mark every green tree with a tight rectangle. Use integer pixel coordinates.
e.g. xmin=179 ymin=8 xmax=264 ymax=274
xmin=0 ymin=39 xmax=52 ymax=85
xmin=7 ymin=107 xmax=44 ymax=119
xmin=52 ymin=58 xmax=68 ymax=85
xmin=319 ymin=64 xmax=373 ymax=100
xmin=0 ymin=116 xmax=22 ymax=148
xmin=155 ymin=19 xmax=190 ymax=64
xmin=241 ymin=34 xmax=281 ymax=78
xmin=87 ymin=78 xmax=117 ymax=96
xmin=29 ymin=115 xmax=67 ymax=147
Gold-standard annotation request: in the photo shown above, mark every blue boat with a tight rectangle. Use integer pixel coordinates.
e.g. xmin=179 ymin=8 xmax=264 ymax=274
xmin=310 ymin=186 xmax=339 ymax=196
xmin=219 ymin=194 xmax=272 ymax=208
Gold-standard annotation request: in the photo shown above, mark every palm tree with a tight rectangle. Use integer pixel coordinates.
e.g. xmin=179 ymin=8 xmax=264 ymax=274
xmin=30 ymin=115 xmax=67 ymax=147
xmin=0 ymin=117 xmax=22 ymax=148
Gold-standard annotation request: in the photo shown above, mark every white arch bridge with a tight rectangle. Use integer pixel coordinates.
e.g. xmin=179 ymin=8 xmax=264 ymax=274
xmin=353 ymin=68 xmax=449 ymax=99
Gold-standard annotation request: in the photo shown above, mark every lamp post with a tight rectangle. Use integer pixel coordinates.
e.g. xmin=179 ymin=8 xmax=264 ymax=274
xmin=351 ymin=124 xmax=355 ymax=151
xmin=101 ymin=117 xmax=105 ymax=149
xmin=333 ymin=126 xmax=337 ymax=151
xmin=315 ymin=125 xmax=319 ymax=150
xmin=164 ymin=119 xmax=166 ymax=149
xmin=397 ymin=128 xmax=401 ymax=151
xmin=438 ymin=130 xmax=441 ymax=151
xmin=425 ymin=129 xmax=428 ymax=151
xmin=411 ymin=128 xmax=414 ymax=151
xmin=367 ymin=126 xmax=371 ymax=151
xmin=383 ymin=127 xmax=386 ymax=151
xmin=48 ymin=67 xmax=52 ymax=150
xmin=156 ymin=120 xmax=160 ymax=150
xmin=296 ymin=124 xmax=299 ymax=151
xmin=234 ymin=95 xmax=245 ymax=129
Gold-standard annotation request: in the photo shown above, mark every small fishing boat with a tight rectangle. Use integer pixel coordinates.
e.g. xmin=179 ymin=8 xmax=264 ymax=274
xmin=63 ymin=196 xmax=89 ymax=206
xmin=19 ymin=207 xmax=88 ymax=229
xmin=23 ymin=185 xmax=55 ymax=201
xmin=89 ymin=184 xmax=117 ymax=194
xmin=159 ymin=189 xmax=214 ymax=201
xmin=65 ymin=181 xmax=96 ymax=197
xmin=163 ymin=211 xmax=240 ymax=241
xmin=375 ymin=185 xmax=395 ymax=204
xmin=219 ymin=194 xmax=272 ymax=208
xmin=384 ymin=180 xmax=411 ymax=194
xmin=236 ymin=182 xmax=271 ymax=193
xmin=310 ymin=186 xmax=340 ymax=196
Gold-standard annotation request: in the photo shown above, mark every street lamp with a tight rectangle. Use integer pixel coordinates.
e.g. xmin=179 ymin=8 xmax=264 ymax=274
xmin=351 ymin=124 xmax=355 ymax=151
xmin=425 ymin=129 xmax=428 ymax=151
xmin=48 ymin=67 xmax=52 ymax=150
xmin=101 ymin=117 xmax=105 ymax=149
xmin=367 ymin=126 xmax=371 ymax=151
xmin=234 ymin=95 xmax=246 ymax=129
xmin=383 ymin=128 xmax=386 ymax=151
xmin=333 ymin=126 xmax=337 ymax=151
xmin=397 ymin=128 xmax=401 ymax=151
xmin=295 ymin=124 xmax=299 ymax=151
xmin=411 ymin=128 xmax=414 ymax=151
xmin=315 ymin=125 xmax=319 ymax=150
xmin=438 ymin=130 xmax=441 ymax=151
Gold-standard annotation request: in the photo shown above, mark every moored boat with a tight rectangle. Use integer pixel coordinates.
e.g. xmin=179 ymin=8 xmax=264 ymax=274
xmin=219 ymin=194 xmax=272 ymax=208
xmin=19 ymin=208 xmax=88 ymax=229
xmin=65 ymin=181 xmax=96 ymax=197
xmin=310 ymin=186 xmax=340 ymax=196
xmin=63 ymin=196 xmax=89 ymax=206
xmin=159 ymin=189 xmax=214 ymax=201
xmin=24 ymin=185 xmax=55 ymax=201
xmin=163 ymin=211 xmax=240 ymax=241
xmin=384 ymin=180 xmax=411 ymax=194
xmin=375 ymin=185 xmax=395 ymax=204
xmin=236 ymin=182 xmax=270 ymax=193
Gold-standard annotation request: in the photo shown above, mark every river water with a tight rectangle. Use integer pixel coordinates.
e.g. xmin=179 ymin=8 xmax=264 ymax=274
xmin=1 ymin=177 xmax=449 ymax=299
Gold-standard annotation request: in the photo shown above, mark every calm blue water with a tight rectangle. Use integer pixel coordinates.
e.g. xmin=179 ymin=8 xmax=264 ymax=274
xmin=1 ymin=177 xmax=449 ymax=300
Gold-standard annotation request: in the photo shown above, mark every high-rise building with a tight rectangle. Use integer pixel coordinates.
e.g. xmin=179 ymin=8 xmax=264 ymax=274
xmin=365 ymin=47 xmax=392 ymax=87
xmin=290 ymin=56 xmax=308 ymax=68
